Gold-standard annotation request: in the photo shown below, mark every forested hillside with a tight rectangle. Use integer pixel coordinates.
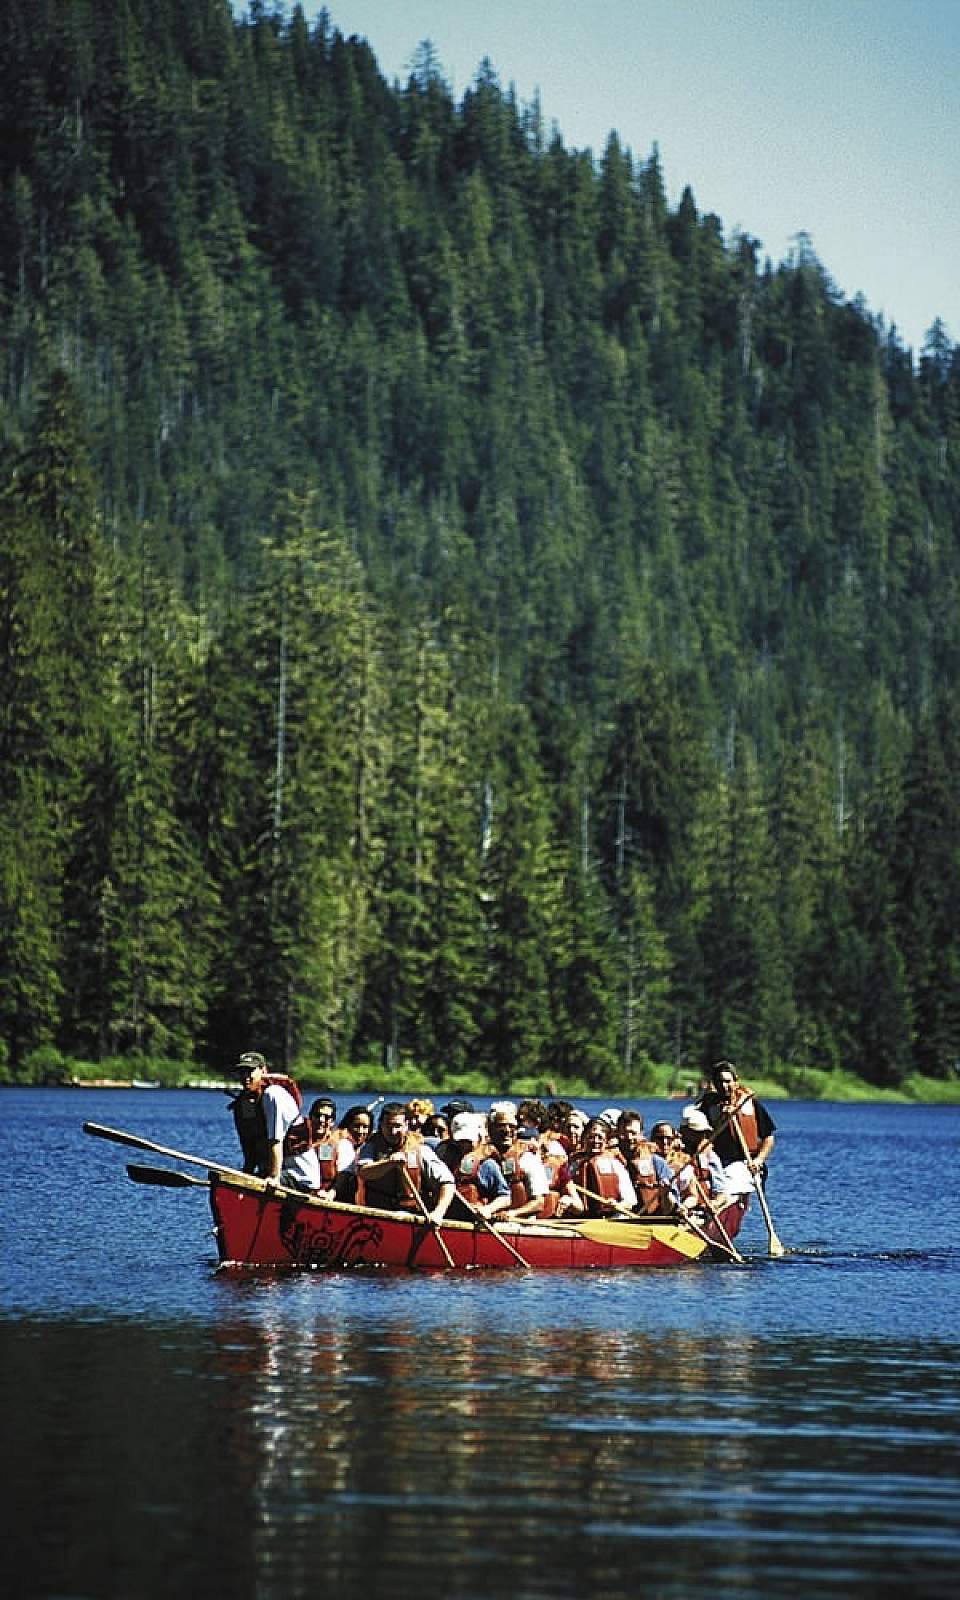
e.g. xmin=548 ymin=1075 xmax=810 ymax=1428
xmin=1 ymin=0 xmax=958 ymax=1089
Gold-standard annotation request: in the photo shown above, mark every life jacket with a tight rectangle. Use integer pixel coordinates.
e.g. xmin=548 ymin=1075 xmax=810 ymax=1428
xmin=623 ymin=1145 xmax=665 ymax=1215
xmin=455 ymin=1145 xmax=496 ymax=1207
xmin=312 ymin=1140 xmax=339 ymax=1188
xmin=491 ymin=1143 xmax=533 ymax=1210
xmin=730 ymin=1092 xmax=761 ymax=1157
xmin=704 ymin=1086 xmax=761 ymax=1157
xmin=356 ymin=1138 xmax=424 ymax=1211
xmin=491 ymin=1144 xmax=561 ymax=1218
xmin=675 ymin=1150 xmax=716 ymax=1205
xmin=541 ymin=1145 xmax=569 ymax=1187
xmin=229 ymin=1075 xmax=306 ymax=1175
xmin=574 ymin=1153 xmax=626 ymax=1216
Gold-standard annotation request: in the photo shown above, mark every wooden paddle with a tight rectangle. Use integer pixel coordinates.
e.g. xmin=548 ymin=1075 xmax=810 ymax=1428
xmin=570 ymin=1179 xmax=744 ymax=1264
xmin=672 ymin=1159 xmax=746 ymax=1264
xmin=729 ymin=1114 xmax=786 ymax=1256
xmin=401 ymin=1165 xmax=456 ymax=1267
xmin=127 ymin=1162 xmax=209 ymax=1189
xmin=84 ymin=1121 xmax=301 ymax=1199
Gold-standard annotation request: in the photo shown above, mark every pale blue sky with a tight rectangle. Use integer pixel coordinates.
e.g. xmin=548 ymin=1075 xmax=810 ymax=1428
xmin=286 ymin=0 xmax=958 ymax=356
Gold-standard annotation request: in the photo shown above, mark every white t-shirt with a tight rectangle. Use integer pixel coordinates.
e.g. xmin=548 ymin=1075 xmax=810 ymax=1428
xmin=262 ymin=1082 xmax=321 ymax=1189
xmin=516 ymin=1148 xmax=551 ymax=1200
xmin=336 ymin=1135 xmax=358 ymax=1171
xmin=720 ymin=1159 xmax=755 ymax=1196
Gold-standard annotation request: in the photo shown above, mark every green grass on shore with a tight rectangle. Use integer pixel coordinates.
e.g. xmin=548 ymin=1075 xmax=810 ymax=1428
xmin=5 ymin=1046 xmax=959 ymax=1104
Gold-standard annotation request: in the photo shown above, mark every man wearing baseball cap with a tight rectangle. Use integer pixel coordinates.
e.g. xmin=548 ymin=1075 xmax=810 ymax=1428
xmin=230 ymin=1052 xmax=322 ymax=1192
xmin=446 ymin=1112 xmax=512 ymax=1221
xmin=673 ymin=1105 xmax=730 ymax=1213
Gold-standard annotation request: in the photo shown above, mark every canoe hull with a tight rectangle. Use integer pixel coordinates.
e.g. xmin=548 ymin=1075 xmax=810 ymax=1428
xmin=209 ymin=1179 xmax=748 ymax=1270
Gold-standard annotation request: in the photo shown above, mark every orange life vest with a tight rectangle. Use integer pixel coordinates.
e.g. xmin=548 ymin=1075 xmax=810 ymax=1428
xmin=731 ymin=1093 xmax=761 ymax=1156
xmin=455 ymin=1145 xmax=497 ymax=1206
xmin=489 ymin=1144 xmax=561 ymax=1217
xmin=492 ymin=1143 xmax=532 ymax=1209
xmin=675 ymin=1150 xmax=715 ymax=1204
xmin=541 ymin=1146 xmax=569 ymax=1187
xmin=312 ymin=1140 xmax=339 ymax=1188
xmin=624 ymin=1144 xmax=665 ymax=1215
xmin=574 ymin=1153 xmax=626 ymax=1216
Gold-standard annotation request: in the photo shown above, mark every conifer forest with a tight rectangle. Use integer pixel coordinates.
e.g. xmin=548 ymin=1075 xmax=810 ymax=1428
xmin=1 ymin=0 xmax=959 ymax=1090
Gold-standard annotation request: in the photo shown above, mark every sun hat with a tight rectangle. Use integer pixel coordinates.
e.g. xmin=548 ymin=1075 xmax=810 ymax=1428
xmin=489 ymin=1100 xmax=518 ymax=1121
xmin=449 ymin=1112 xmax=484 ymax=1143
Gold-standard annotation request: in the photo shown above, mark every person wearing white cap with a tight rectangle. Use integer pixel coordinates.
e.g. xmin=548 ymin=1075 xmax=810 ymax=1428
xmin=446 ymin=1112 xmax=512 ymax=1221
xmin=674 ymin=1105 xmax=730 ymax=1212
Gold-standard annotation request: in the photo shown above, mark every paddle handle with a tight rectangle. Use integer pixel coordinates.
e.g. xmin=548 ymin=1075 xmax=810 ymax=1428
xmin=729 ymin=1114 xmax=786 ymax=1256
xmin=402 ymin=1165 xmax=455 ymax=1267
xmin=465 ymin=1201 xmax=531 ymax=1268
xmin=84 ymin=1121 xmax=253 ymax=1178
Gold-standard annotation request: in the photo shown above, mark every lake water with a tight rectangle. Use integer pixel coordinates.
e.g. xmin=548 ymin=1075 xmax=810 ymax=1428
xmin=3 ymin=1088 xmax=959 ymax=1598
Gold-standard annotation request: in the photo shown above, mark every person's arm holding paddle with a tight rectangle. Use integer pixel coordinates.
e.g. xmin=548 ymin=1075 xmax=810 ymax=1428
xmin=700 ymin=1061 xmax=776 ymax=1180
xmin=416 ymin=1143 xmax=456 ymax=1223
xmin=702 ymin=1062 xmax=785 ymax=1255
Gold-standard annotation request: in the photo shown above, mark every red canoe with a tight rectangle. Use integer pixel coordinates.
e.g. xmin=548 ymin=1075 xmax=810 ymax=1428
xmin=209 ymin=1176 xmax=749 ymax=1270
xmin=82 ymin=1122 xmax=749 ymax=1271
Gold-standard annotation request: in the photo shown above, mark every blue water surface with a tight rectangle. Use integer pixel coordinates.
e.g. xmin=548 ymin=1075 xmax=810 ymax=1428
xmin=3 ymin=1089 xmax=959 ymax=1599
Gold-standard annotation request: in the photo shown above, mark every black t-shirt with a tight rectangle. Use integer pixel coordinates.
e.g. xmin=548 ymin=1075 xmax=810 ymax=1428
xmin=700 ymin=1092 xmax=775 ymax=1166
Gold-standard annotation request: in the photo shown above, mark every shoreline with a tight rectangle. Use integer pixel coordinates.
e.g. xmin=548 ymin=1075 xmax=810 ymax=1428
xmin=5 ymin=1072 xmax=958 ymax=1105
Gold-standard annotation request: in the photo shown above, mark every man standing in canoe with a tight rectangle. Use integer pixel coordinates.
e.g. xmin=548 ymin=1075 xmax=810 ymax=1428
xmin=698 ymin=1060 xmax=776 ymax=1183
xmin=229 ymin=1052 xmax=323 ymax=1192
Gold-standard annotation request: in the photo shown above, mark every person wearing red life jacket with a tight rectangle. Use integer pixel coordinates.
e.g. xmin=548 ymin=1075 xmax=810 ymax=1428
xmin=229 ymin=1052 xmax=322 ymax=1191
xmin=307 ymin=1097 xmax=342 ymax=1198
xmin=617 ymin=1111 xmax=674 ymax=1215
xmin=698 ymin=1060 xmax=776 ymax=1183
xmin=354 ymin=1103 xmax=455 ymax=1221
xmin=673 ymin=1107 xmax=730 ymax=1214
xmin=445 ymin=1112 xmax=512 ymax=1221
xmin=569 ymin=1118 xmax=638 ymax=1216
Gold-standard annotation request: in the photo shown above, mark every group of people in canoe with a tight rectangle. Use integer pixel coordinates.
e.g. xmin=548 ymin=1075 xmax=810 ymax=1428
xmin=228 ymin=1055 xmax=775 ymax=1229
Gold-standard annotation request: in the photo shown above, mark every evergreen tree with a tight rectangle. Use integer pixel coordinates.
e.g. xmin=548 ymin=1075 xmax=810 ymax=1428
xmin=476 ymin=703 xmax=561 ymax=1084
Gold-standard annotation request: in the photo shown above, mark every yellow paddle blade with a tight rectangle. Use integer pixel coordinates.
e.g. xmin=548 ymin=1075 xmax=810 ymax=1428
xmin=566 ymin=1218 xmax=708 ymax=1261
